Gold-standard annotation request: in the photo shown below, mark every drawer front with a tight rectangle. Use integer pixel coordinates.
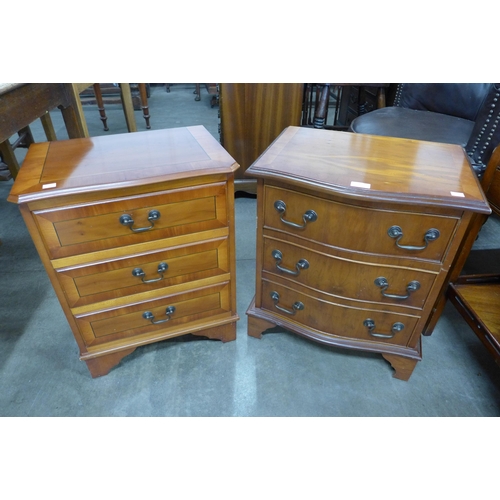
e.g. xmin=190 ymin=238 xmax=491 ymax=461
xmin=57 ymin=238 xmax=230 ymax=308
xmin=75 ymin=283 xmax=232 ymax=347
xmin=262 ymin=237 xmax=437 ymax=309
xmin=261 ymin=280 xmax=419 ymax=347
xmin=35 ymin=183 xmax=228 ymax=259
xmin=264 ymin=186 xmax=459 ymax=262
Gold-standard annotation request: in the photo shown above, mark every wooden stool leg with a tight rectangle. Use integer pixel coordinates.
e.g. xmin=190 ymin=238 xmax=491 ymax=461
xmin=40 ymin=112 xmax=57 ymax=141
xmin=0 ymin=152 xmax=13 ymax=181
xmin=93 ymin=83 xmax=109 ymax=131
xmin=0 ymin=139 xmax=20 ymax=179
xmin=138 ymin=83 xmax=151 ymax=129
xmin=16 ymin=126 xmax=35 ymax=148
xmin=194 ymin=83 xmax=201 ymax=101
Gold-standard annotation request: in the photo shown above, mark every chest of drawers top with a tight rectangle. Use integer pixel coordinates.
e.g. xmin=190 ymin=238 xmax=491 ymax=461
xmin=247 ymin=126 xmax=490 ymax=214
xmin=8 ymin=125 xmax=239 ymax=205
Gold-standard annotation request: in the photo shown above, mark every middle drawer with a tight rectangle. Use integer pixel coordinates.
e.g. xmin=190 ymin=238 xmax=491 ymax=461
xmin=56 ymin=238 xmax=230 ymax=309
xmin=262 ymin=236 xmax=438 ymax=310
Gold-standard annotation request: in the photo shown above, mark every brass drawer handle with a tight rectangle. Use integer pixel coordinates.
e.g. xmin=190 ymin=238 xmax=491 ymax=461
xmin=387 ymin=225 xmax=440 ymax=251
xmin=132 ymin=262 xmax=169 ymax=283
xmin=274 ymin=200 xmax=317 ymax=229
xmin=374 ymin=277 xmax=420 ymax=300
xmin=270 ymin=291 xmax=305 ymax=315
xmin=142 ymin=306 xmax=176 ymax=325
xmin=272 ymin=249 xmax=309 ymax=276
xmin=363 ymin=318 xmax=404 ymax=339
xmin=120 ymin=209 xmax=161 ymax=233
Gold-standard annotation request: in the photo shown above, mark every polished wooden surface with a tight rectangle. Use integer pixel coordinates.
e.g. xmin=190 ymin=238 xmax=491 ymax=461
xmin=8 ymin=126 xmax=239 ymax=204
xmin=219 ymin=84 xmax=304 ymax=191
xmin=248 ymin=126 xmax=491 ymax=213
xmin=10 ymin=126 xmax=240 ymax=377
xmin=247 ymin=128 xmax=490 ymax=381
xmin=446 ymin=145 xmax=500 ymax=364
xmin=449 ymin=276 xmax=500 ymax=364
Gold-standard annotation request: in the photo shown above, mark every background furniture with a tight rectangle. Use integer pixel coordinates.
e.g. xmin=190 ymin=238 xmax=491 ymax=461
xmin=219 ymin=83 xmax=304 ymax=193
xmin=8 ymin=126 xmax=240 ymax=377
xmin=165 ymin=84 xmax=218 ymax=106
xmin=350 ymin=83 xmax=500 ymax=179
xmin=350 ymin=83 xmax=500 ymax=215
xmin=80 ymin=83 xmax=151 ymax=130
xmin=447 ymin=145 xmax=500 ymax=364
xmin=246 ymin=126 xmax=490 ymax=381
xmin=0 ymin=83 xmax=89 ymax=180
xmin=302 ymin=84 xmax=390 ymax=129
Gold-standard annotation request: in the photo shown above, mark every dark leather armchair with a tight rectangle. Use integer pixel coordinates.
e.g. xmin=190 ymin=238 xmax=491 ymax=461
xmin=350 ymin=83 xmax=500 ymax=178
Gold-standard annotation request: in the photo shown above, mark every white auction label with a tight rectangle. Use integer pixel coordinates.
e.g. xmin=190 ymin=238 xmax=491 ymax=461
xmin=350 ymin=181 xmax=371 ymax=189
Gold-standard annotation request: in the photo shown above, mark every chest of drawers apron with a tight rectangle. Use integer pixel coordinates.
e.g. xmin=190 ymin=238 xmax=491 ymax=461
xmin=8 ymin=126 xmax=240 ymax=377
xmin=246 ymin=126 xmax=491 ymax=380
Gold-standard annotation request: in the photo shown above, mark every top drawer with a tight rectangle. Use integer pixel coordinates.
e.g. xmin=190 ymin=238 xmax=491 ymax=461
xmin=264 ymin=186 xmax=460 ymax=263
xmin=34 ymin=183 xmax=228 ymax=259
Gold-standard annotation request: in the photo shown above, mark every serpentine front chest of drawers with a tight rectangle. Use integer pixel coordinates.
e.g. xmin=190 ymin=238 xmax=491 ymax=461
xmin=8 ymin=126 xmax=240 ymax=377
xmin=246 ymin=126 xmax=491 ymax=380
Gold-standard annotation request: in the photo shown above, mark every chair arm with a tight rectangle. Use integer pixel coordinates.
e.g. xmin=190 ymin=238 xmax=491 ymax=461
xmin=465 ymin=83 xmax=500 ymax=177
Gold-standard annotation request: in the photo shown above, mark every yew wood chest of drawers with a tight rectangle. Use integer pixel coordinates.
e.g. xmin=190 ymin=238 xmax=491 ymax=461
xmin=8 ymin=126 xmax=240 ymax=377
xmin=246 ymin=126 xmax=491 ymax=380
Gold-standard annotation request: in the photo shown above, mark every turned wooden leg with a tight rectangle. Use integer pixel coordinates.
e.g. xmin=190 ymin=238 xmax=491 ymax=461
xmin=93 ymin=83 xmax=109 ymax=131
xmin=313 ymin=83 xmax=330 ymax=129
xmin=83 ymin=347 xmax=137 ymax=378
xmin=194 ymin=322 xmax=237 ymax=343
xmin=138 ymin=83 xmax=151 ymax=129
xmin=194 ymin=83 xmax=201 ymax=101
xmin=381 ymin=353 xmax=419 ymax=381
xmin=247 ymin=315 xmax=277 ymax=339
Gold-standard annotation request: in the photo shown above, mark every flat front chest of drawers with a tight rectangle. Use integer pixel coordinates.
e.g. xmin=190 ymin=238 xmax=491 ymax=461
xmin=8 ymin=126 xmax=240 ymax=377
xmin=246 ymin=126 xmax=491 ymax=380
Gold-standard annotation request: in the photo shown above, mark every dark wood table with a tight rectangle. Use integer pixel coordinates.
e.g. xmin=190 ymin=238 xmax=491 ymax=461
xmin=0 ymin=83 xmax=89 ymax=179
xmin=0 ymin=83 xmax=89 ymax=143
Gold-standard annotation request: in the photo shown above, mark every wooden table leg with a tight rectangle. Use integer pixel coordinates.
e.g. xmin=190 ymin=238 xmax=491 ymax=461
xmin=93 ymin=83 xmax=109 ymax=131
xmin=119 ymin=83 xmax=137 ymax=133
xmin=59 ymin=84 xmax=89 ymax=138
xmin=138 ymin=83 xmax=151 ymax=129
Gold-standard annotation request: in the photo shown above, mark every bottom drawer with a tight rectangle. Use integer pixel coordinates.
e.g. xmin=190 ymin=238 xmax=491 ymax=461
xmin=75 ymin=283 xmax=232 ymax=347
xmin=261 ymin=281 xmax=419 ymax=347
